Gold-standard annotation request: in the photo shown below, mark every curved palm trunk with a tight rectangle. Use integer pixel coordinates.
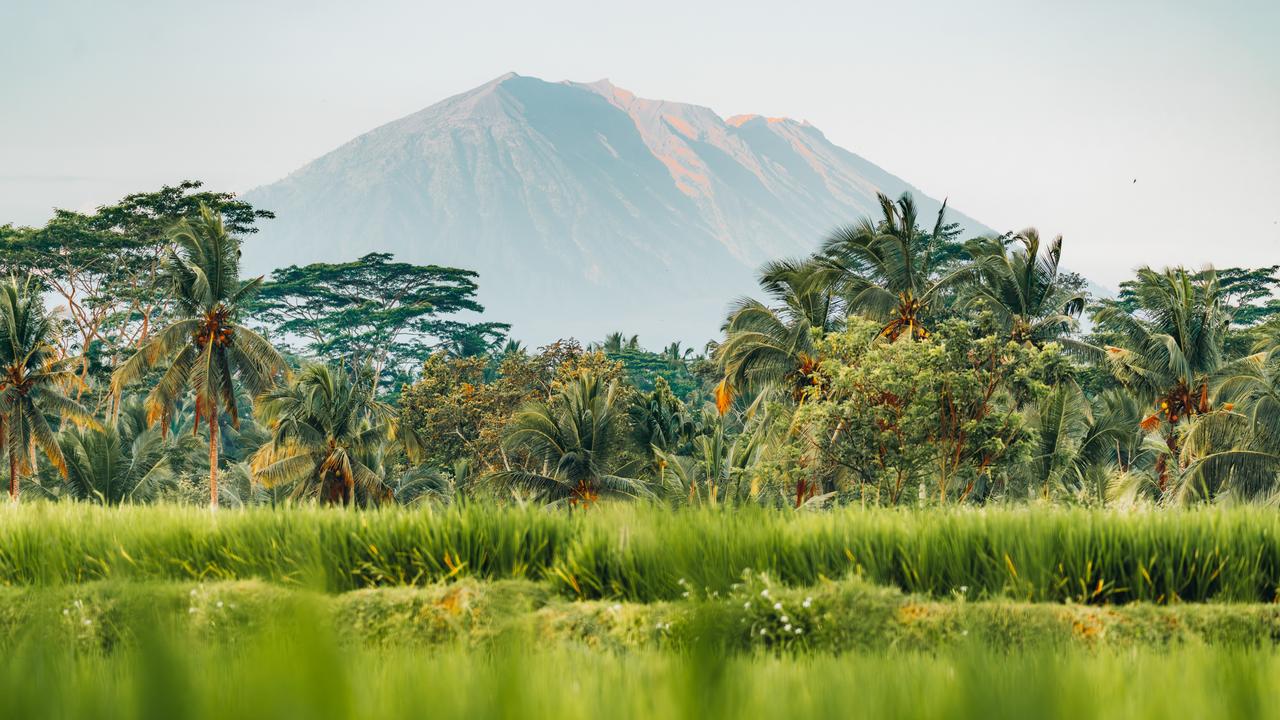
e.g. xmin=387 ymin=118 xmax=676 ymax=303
xmin=8 ymin=452 xmax=17 ymax=504
xmin=208 ymin=416 xmax=219 ymax=510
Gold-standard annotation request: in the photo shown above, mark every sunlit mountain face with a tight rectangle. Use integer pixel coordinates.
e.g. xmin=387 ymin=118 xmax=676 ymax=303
xmin=242 ymin=73 xmax=990 ymax=345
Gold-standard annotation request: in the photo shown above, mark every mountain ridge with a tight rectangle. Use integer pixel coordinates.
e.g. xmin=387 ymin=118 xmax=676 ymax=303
xmin=241 ymin=73 xmax=993 ymax=344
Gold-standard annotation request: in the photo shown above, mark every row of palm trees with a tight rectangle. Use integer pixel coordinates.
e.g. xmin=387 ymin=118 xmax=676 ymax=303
xmin=715 ymin=190 xmax=1275 ymax=503
xmin=719 ymin=193 xmax=1088 ymax=408
xmin=1 ymin=205 xmax=404 ymax=508
xmin=3 ymin=191 xmax=1270 ymax=507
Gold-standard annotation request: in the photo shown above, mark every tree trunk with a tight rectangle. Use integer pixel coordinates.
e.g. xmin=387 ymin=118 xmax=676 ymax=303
xmin=8 ymin=452 xmax=17 ymax=504
xmin=209 ymin=417 xmax=219 ymax=510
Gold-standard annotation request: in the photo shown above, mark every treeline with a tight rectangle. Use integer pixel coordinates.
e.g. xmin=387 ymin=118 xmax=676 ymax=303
xmin=3 ymin=184 xmax=1280 ymax=507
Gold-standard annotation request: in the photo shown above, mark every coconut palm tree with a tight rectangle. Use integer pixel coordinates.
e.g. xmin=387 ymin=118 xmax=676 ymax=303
xmin=251 ymin=364 xmax=392 ymax=505
xmin=1178 ymin=339 xmax=1280 ymax=502
xmin=660 ymin=342 xmax=695 ymax=366
xmin=819 ymin=192 xmax=967 ymax=341
xmin=1026 ymin=383 xmax=1143 ymax=502
xmin=110 ymin=204 xmax=285 ymax=509
xmin=716 ymin=257 xmax=843 ymax=410
xmin=655 ymin=408 xmax=762 ymax=506
xmin=1093 ymin=266 xmax=1229 ymax=489
xmin=629 ymin=376 xmax=694 ymax=475
xmin=963 ymin=229 xmax=1088 ymax=347
xmin=54 ymin=399 xmax=180 ymax=504
xmin=492 ymin=372 xmax=647 ymax=505
xmin=0 ymin=275 xmax=96 ymax=502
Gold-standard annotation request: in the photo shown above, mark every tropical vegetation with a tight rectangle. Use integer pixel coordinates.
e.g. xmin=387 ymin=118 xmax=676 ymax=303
xmin=3 ymin=182 xmax=1279 ymax=509
xmin=6 ymin=181 xmax=1280 ymax=719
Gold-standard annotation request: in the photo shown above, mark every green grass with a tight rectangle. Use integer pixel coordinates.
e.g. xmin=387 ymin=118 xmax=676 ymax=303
xmin=4 ymin=617 xmax=1278 ymax=720
xmin=6 ymin=504 xmax=1280 ymax=718
xmin=4 ymin=503 xmax=1280 ymax=603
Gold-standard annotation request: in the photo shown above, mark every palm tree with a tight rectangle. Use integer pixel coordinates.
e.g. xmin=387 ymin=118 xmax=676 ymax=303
xmin=1178 ymin=337 xmax=1280 ymax=502
xmin=716 ymin=257 xmax=843 ymax=410
xmin=819 ymin=192 xmax=966 ymax=341
xmin=963 ymin=229 xmax=1088 ymax=347
xmin=660 ymin=342 xmax=694 ymax=366
xmin=655 ymin=408 xmax=761 ymax=506
xmin=497 ymin=339 xmax=526 ymax=357
xmin=110 ymin=204 xmax=285 ymax=509
xmin=629 ymin=376 xmax=694 ymax=473
xmin=599 ymin=333 xmax=640 ymax=354
xmin=1026 ymin=383 xmax=1142 ymax=502
xmin=0 ymin=276 xmax=96 ymax=502
xmin=1093 ymin=267 xmax=1229 ymax=489
xmin=492 ymin=372 xmax=647 ymax=505
xmin=54 ymin=398 xmax=180 ymax=504
xmin=250 ymin=364 xmax=390 ymax=504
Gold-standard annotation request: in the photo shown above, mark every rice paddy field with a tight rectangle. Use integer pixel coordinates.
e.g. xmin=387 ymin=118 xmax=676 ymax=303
xmin=7 ymin=503 xmax=1280 ymax=718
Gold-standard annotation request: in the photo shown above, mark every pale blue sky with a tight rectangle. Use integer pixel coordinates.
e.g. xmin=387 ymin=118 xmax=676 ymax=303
xmin=2 ymin=0 xmax=1277 ymax=288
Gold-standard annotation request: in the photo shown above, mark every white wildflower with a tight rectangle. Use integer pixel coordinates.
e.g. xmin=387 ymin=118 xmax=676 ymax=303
xmin=773 ymin=602 xmax=782 ymax=610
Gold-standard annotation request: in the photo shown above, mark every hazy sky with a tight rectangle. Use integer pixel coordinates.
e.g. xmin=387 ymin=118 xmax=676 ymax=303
xmin=2 ymin=0 xmax=1277 ymax=289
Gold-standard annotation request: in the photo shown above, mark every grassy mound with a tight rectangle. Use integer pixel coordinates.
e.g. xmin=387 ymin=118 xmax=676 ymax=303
xmin=6 ymin=577 xmax=1280 ymax=653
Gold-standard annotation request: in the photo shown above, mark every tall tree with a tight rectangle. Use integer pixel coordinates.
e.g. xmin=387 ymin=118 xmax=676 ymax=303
xmin=819 ymin=192 xmax=968 ymax=341
xmin=493 ymin=373 xmax=647 ymax=505
xmin=717 ymin=257 xmax=842 ymax=409
xmin=962 ymin=229 xmax=1088 ymax=347
xmin=53 ymin=399 xmax=180 ymax=505
xmin=248 ymin=253 xmax=507 ymax=384
xmin=1176 ymin=334 xmax=1280 ymax=502
xmin=1093 ymin=267 xmax=1229 ymax=489
xmin=1114 ymin=265 xmax=1280 ymax=329
xmin=110 ymin=204 xmax=285 ymax=509
xmin=251 ymin=364 xmax=392 ymax=504
xmin=0 ymin=276 xmax=96 ymax=502
xmin=0 ymin=182 xmax=273 ymax=378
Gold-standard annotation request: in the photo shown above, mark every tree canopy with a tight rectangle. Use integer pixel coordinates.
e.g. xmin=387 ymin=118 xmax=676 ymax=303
xmin=249 ymin=253 xmax=509 ymax=385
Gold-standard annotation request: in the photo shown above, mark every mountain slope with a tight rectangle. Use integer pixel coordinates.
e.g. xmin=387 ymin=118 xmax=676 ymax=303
xmin=242 ymin=73 xmax=992 ymax=345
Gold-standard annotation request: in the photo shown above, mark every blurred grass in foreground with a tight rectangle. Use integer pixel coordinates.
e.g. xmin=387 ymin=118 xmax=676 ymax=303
xmin=4 ymin=611 xmax=1277 ymax=720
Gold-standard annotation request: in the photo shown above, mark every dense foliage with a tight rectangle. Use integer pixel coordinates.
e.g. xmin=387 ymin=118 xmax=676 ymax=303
xmin=6 ymin=182 xmax=1280 ymax=507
